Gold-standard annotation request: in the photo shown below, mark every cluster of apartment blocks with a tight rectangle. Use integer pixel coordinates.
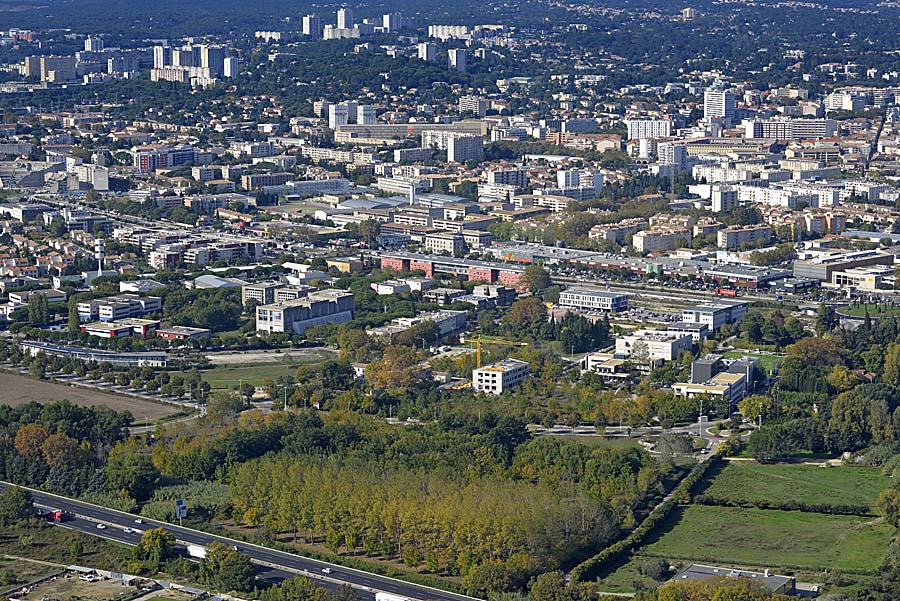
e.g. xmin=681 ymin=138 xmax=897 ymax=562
xmin=113 ymin=226 xmax=264 ymax=269
xmin=77 ymin=294 xmax=162 ymax=322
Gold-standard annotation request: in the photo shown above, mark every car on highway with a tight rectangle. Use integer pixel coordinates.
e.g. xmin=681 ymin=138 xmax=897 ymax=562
xmin=96 ymin=524 xmax=106 ymax=530
xmin=321 ymin=568 xmax=334 ymax=574
xmin=134 ymin=519 xmax=143 ymax=524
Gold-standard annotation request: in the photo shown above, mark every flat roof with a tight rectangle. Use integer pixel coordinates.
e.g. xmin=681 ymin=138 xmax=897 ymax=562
xmin=670 ymin=564 xmax=794 ymax=592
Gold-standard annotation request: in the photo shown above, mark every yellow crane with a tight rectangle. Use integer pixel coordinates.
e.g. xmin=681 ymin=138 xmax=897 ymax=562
xmin=465 ymin=334 xmax=529 ymax=368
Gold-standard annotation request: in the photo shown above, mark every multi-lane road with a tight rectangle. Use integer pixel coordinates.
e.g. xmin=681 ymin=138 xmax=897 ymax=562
xmin=0 ymin=481 xmax=479 ymax=601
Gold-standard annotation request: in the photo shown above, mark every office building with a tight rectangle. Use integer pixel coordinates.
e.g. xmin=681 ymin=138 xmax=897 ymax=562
xmin=793 ymin=249 xmax=895 ymax=281
xmin=242 ymin=282 xmax=282 ymax=306
xmin=472 ymin=358 xmax=531 ymax=395
xmin=615 ymin=329 xmax=694 ymax=363
xmin=681 ymin=300 xmax=748 ymax=331
xmin=448 ymin=48 xmax=467 ymax=73
xmin=256 ymin=290 xmax=355 ymax=335
xmin=559 ymin=289 xmax=628 ymax=312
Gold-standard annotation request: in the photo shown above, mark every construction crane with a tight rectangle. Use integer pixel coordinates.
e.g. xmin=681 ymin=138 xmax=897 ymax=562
xmin=465 ymin=334 xmax=529 ymax=368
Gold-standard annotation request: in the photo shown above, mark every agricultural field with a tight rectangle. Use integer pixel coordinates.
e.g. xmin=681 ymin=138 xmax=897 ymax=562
xmin=0 ymin=372 xmax=180 ymax=421
xmin=699 ymin=462 xmax=890 ymax=512
xmin=642 ymin=505 xmax=892 ymax=573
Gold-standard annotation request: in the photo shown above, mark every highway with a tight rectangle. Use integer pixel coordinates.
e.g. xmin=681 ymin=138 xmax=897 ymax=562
xmin=0 ymin=481 xmax=479 ymax=601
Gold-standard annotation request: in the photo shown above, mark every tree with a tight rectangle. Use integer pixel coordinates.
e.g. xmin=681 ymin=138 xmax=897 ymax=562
xmin=737 ymin=395 xmax=774 ymax=422
xmin=27 ymin=293 xmax=49 ymax=327
xmin=826 ymin=365 xmax=861 ymax=393
xmin=68 ymin=300 xmax=81 ymax=334
xmin=815 ymin=303 xmax=837 ymax=335
xmin=207 ymin=390 xmax=245 ymax=423
xmin=14 ymin=423 xmax=49 ymax=460
xmin=0 ymin=486 xmax=33 ymax=527
xmin=42 ymin=432 xmax=79 ymax=467
xmin=365 ymin=345 xmax=422 ymax=393
xmin=69 ymin=539 xmax=84 ymax=561
xmin=135 ymin=528 xmax=176 ymax=562
xmin=884 ymin=343 xmax=900 ymax=387
xmin=502 ymin=297 xmax=547 ymax=330
xmin=522 ymin=264 xmax=551 ymax=294
xmin=105 ymin=449 xmax=160 ymax=502
xmin=200 ymin=543 xmax=256 ymax=592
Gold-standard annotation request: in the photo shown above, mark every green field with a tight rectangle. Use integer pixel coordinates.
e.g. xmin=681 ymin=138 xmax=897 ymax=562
xmin=838 ymin=303 xmax=900 ymax=318
xmin=700 ymin=462 xmax=890 ymax=511
xmin=643 ymin=505 xmax=892 ymax=573
xmin=201 ymin=363 xmax=301 ymax=389
xmin=722 ymin=351 xmax=783 ymax=374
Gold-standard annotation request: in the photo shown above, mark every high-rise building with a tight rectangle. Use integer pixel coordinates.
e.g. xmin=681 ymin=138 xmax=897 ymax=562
xmin=447 ymin=134 xmax=484 ymax=163
xmin=84 ymin=36 xmax=103 ymax=52
xmin=356 ymin=105 xmax=376 ymax=125
xmin=337 ymin=7 xmax=354 ymax=29
xmin=200 ymin=45 xmax=227 ymax=78
xmin=711 ymin=185 xmax=738 ymax=212
xmin=658 ymin=143 xmax=686 ymax=168
xmin=223 ymin=57 xmax=239 ymax=78
xmin=625 ymin=118 xmax=673 ymax=140
xmin=448 ymin=48 xmax=467 ymax=73
xmin=704 ymin=88 xmax=736 ymax=125
xmin=302 ymin=14 xmax=322 ymax=37
xmin=458 ymin=95 xmax=489 ymax=117
xmin=382 ymin=12 xmax=402 ymax=32
xmin=329 ymin=104 xmax=350 ymax=129
xmin=417 ymin=42 xmax=438 ymax=62
xmin=153 ymin=46 xmax=172 ymax=69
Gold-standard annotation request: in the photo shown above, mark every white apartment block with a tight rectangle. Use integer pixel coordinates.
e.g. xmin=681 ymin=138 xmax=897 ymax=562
xmin=717 ymin=225 xmax=772 ymax=249
xmin=625 ymin=118 xmax=673 ymax=140
xmin=472 ymin=358 xmax=531 ymax=395
xmin=632 ymin=228 xmax=692 ymax=253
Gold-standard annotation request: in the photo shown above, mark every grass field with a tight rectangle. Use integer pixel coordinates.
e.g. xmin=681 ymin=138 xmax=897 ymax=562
xmin=0 ymin=372 xmax=180 ymax=421
xmin=643 ymin=505 xmax=892 ymax=573
xmin=722 ymin=351 xmax=783 ymax=374
xmin=202 ymin=363 xmax=302 ymax=389
xmin=700 ymin=462 xmax=890 ymax=511
xmin=202 ymin=348 xmax=337 ymax=389
xmin=838 ymin=303 xmax=900 ymax=318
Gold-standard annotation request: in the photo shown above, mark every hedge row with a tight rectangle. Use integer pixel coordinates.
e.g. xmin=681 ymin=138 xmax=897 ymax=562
xmin=692 ymin=494 xmax=873 ymax=516
xmin=569 ymin=455 xmax=722 ymax=583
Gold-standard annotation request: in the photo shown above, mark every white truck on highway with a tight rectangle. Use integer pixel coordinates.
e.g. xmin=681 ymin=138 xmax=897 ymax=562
xmin=186 ymin=544 xmax=207 ymax=559
xmin=376 ymin=593 xmax=412 ymax=601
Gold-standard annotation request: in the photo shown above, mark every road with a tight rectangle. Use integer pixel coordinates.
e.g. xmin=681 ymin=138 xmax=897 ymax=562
xmin=0 ymin=481 xmax=479 ymax=601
